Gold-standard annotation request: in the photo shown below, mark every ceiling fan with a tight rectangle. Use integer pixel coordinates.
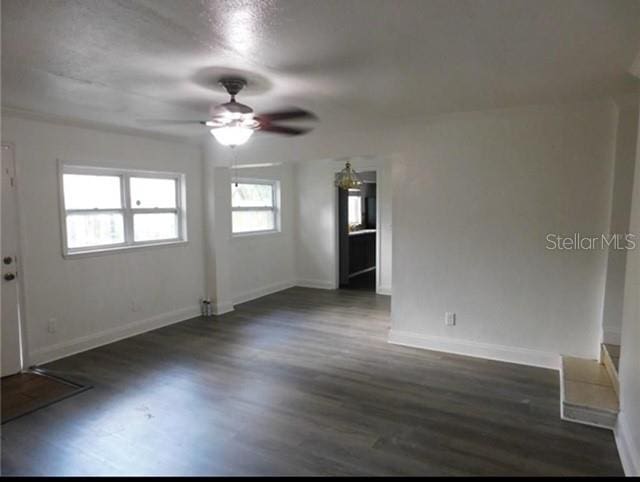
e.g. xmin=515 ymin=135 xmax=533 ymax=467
xmin=144 ymin=76 xmax=318 ymax=147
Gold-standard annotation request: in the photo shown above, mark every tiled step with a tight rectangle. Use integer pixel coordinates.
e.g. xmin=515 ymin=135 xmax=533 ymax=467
xmin=601 ymin=343 xmax=620 ymax=398
xmin=560 ymin=356 xmax=619 ymax=430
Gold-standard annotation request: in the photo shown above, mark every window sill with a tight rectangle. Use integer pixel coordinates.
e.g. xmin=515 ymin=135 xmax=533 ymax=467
xmin=63 ymin=240 xmax=188 ymax=259
xmin=231 ymin=230 xmax=282 ymax=240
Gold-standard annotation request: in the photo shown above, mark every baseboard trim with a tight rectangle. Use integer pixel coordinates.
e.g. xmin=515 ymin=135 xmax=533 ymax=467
xmin=377 ymin=285 xmax=392 ymax=296
xmin=388 ymin=330 xmax=559 ymax=370
xmin=212 ymin=301 xmax=234 ymax=315
xmin=562 ymin=403 xmax=617 ymax=430
xmin=233 ymin=281 xmax=296 ymax=306
xmin=616 ymin=411 xmax=640 ymax=476
xmin=28 ymin=305 xmax=201 ymax=366
xmin=295 ymin=279 xmax=336 ymax=290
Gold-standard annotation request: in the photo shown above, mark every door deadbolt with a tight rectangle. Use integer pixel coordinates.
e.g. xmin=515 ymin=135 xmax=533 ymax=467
xmin=4 ymin=273 xmax=16 ymax=281
xmin=3 ymin=256 xmax=12 ymax=265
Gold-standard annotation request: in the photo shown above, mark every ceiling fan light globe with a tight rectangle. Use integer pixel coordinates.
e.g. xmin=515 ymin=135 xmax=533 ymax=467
xmin=210 ymin=125 xmax=254 ymax=147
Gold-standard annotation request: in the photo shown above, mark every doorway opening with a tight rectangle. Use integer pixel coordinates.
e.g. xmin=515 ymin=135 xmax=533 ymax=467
xmin=338 ymin=171 xmax=376 ymax=290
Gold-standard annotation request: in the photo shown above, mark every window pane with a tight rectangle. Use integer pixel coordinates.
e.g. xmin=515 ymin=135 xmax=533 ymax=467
xmin=232 ymin=210 xmax=275 ymax=233
xmin=133 ymin=213 xmax=179 ymax=242
xmin=63 ymin=174 xmax=121 ymax=209
xmin=231 ymin=183 xmax=273 ymax=208
xmin=66 ymin=213 xmax=124 ymax=249
xmin=348 ymin=195 xmax=362 ymax=225
xmin=130 ymin=177 xmax=177 ymax=209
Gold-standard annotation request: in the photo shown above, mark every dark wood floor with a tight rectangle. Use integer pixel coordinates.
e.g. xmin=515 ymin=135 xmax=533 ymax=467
xmin=1 ymin=287 xmax=623 ymax=475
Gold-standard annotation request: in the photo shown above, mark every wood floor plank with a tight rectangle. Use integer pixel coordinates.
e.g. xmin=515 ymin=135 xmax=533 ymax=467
xmin=0 ymin=287 xmax=623 ymax=475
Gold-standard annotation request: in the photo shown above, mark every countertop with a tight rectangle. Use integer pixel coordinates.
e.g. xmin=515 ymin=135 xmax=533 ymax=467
xmin=349 ymin=229 xmax=376 ymax=236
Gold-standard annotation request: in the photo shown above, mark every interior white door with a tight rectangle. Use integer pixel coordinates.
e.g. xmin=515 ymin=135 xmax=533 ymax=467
xmin=1 ymin=143 xmax=22 ymax=376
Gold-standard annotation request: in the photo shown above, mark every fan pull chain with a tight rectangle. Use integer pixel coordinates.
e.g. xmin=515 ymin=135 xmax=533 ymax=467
xmin=232 ymin=146 xmax=239 ymax=187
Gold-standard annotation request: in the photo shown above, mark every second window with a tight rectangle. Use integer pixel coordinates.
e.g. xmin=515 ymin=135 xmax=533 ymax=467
xmin=231 ymin=180 xmax=280 ymax=235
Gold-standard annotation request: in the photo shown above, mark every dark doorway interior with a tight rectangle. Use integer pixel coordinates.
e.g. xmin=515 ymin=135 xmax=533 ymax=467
xmin=338 ymin=171 xmax=376 ymax=290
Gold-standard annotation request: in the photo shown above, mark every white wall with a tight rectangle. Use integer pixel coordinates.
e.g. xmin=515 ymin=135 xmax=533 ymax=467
xmin=202 ymin=141 xmax=235 ymax=315
xmin=601 ymin=98 xmax=638 ymax=345
xmin=201 ymin=141 xmax=304 ymax=309
xmin=293 ymin=159 xmax=338 ymax=289
xmin=211 ymin=100 xmax=618 ymax=368
xmin=2 ymin=98 xmax=635 ymax=469
xmin=230 ymin=163 xmax=297 ymax=304
xmin=2 ymin=115 xmax=206 ymax=365
xmin=616 ymin=99 xmax=640 ymax=476
xmin=390 ymin=101 xmax=618 ymax=367
xmin=203 ymin=123 xmax=398 ymax=295
xmin=293 ymin=156 xmax=392 ymax=293
xmin=1 ymin=99 xmax=622 ymax=374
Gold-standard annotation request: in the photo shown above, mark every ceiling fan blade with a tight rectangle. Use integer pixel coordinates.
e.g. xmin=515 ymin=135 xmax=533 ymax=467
xmin=136 ymin=119 xmax=208 ymax=126
xmin=256 ymin=108 xmax=317 ymax=122
xmin=259 ymin=125 xmax=312 ymax=136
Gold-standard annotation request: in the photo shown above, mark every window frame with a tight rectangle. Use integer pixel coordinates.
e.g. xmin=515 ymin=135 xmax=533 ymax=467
xmin=230 ymin=178 xmax=281 ymax=237
xmin=58 ymin=162 xmax=187 ymax=257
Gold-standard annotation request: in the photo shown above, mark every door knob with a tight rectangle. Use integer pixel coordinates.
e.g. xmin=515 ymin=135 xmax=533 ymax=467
xmin=4 ymin=273 xmax=15 ymax=281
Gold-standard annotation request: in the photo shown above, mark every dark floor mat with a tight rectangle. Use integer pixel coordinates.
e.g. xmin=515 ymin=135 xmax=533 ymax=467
xmin=1 ymin=370 xmax=90 ymax=424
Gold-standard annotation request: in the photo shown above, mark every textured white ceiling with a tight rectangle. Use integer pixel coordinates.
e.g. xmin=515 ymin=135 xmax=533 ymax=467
xmin=2 ymin=0 xmax=640 ymax=139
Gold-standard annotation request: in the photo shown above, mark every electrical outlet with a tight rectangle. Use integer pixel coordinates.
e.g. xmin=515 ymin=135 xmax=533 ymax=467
xmin=48 ymin=318 xmax=57 ymax=333
xmin=445 ymin=312 xmax=456 ymax=326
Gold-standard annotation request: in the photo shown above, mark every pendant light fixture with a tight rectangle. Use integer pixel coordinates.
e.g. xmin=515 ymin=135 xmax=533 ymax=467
xmin=335 ymin=161 xmax=362 ymax=190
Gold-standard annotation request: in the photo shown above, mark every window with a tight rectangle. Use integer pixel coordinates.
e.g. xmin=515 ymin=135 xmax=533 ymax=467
xmin=348 ymin=189 xmax=362 ymax=226
xmin=231 ymin=180 xmax=280 ymax=235
xmin=60 ymin=164 xmax=186 ymax=255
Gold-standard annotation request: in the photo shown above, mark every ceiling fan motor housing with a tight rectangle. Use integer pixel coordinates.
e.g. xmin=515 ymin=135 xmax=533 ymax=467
xmin=214 ymin=101 xmax=253 ymax=115
xmin=212 ymin=76 xmax=255 ymax=117
xmin=219 ymin=76 xmax=247 ymax=97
